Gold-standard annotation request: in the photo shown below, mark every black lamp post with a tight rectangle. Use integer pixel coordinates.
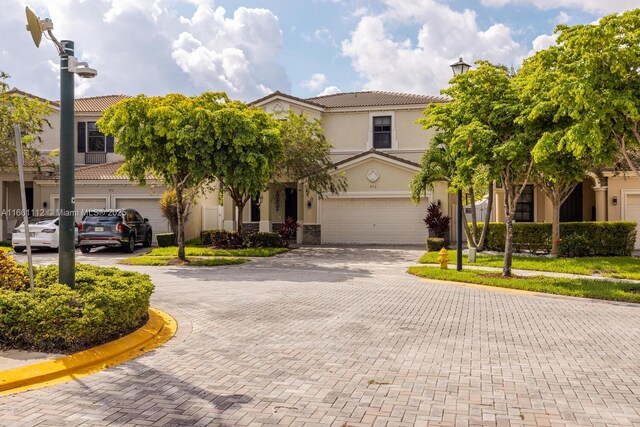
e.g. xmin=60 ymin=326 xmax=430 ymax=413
xmin=450 ymin=57 xmax=471 ymax=271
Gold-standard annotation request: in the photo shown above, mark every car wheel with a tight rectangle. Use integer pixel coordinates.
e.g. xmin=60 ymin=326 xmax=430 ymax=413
xmin=80 ymin=246 xmax=91 ymax=254
xmin=143 ymin=231 xmax=152 ymax=248
xmin=124 ymin=235 xmax=136 ymax=253
xmin=14 ymin=247 xmax=24 ymax=253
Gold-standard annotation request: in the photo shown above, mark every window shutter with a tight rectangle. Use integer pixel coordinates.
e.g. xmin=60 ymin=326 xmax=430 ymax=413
xmin=77 ymin=122 xmax=86 ymax=153
xmin=106 ymin=135 xmax=114 ymax=153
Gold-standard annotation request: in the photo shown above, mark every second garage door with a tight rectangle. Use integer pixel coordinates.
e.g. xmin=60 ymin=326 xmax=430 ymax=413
xmin=625 ymin=194 xmax=640 ymax=249
xmin=321 ymin=197 xmax=427 ymax=245
xmin=115 ymin=198 xmax=169 ymax=240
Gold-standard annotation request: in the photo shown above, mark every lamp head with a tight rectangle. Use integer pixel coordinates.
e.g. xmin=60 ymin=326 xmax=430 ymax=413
xmin=450 ymin=57 xmax=472 ymax=75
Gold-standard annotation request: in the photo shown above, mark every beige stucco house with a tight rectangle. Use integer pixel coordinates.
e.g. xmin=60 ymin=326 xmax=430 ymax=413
xmin=228 ymin=90 xmax=450 ymax=245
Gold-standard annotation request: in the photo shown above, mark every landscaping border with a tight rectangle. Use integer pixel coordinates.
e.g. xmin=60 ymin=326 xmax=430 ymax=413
xmin=0 ymin=308 xmax=176 ymax=396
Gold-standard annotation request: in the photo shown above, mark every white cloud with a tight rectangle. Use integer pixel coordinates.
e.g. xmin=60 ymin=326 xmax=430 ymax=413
xmin=341 ymin=0 xmax=525 ymax=95
xmin=103 ymin=0 xmax=164 ymax=24
xmin=172 ymin=4 xmax=290 ymax=100
xmin=530 ymin=33 xmax=558 ymax=54
xmin=302 ymin=73 xmax=328 ymax=90
xmin=554 ymin=11 xmax=571 ymax=24
xmin=479 ymin=0 xmax=640 ymax=14
xmin=317 ymin=86 xmax=341 ymax=96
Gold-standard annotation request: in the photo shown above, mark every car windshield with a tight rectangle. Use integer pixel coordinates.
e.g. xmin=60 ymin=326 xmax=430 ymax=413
xmin=83 ymin=211 xmax=123 ymax=224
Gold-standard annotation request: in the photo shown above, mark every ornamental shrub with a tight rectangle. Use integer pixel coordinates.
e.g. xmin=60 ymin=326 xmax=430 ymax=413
xmin=0 ymin=264 xmax=153 ymax=353
xmin=477 ymin=222 xmax=636 ymax=257
xmin=424 ymin=203 xmax=450 ymax=242
xmin=426 ymin=237 xmax=446 ymax=252
xmin=201 ymin=229 xmax=285 ymax=248
xmin=0 ymin=250 xmax=29 ymax=291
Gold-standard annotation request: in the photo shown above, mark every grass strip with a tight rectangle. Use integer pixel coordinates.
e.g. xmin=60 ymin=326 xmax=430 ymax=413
xmin=408 ymin=265 xmax=640 ymax=303
xmin=119 ymin=256 xmax=248 ymax=267
xmin=419 ymin=250 xmax=640 ymax=280
xmin=146 ymin=246 xmax=288 ymax=257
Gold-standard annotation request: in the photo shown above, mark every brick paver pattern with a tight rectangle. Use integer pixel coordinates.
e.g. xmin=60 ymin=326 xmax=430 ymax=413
xmin=1 ymin=247 xmax=639 ymax=426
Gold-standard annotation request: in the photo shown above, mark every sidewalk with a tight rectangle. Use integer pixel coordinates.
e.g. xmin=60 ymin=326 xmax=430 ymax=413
xmin=0 ymin=350 xmax=61 ymax=370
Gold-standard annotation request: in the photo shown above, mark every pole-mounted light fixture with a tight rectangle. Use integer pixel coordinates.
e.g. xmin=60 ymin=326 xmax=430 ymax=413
xmin=449 ymin=56 xmax=471 ymax=271
xmin=450 ymin=57 xmax=471 ymax=76
xmin=25 ymin=6 xmax=98 ymax=288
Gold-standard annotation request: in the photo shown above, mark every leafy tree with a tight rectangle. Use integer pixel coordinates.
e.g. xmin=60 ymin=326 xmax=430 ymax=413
xmin=277 ymin=111 xmax=347 ymax=196
xmin=205 ymin=101 xmax=283 ymax=234
xmin=0 ymin=72 xmax=52 ymax=171
xmin=419 ymin=61 xmax=533 ymax=276
xmin=98 ymin=92 xmax=229 ymax=260
xmin=528 ymin=10 xmax=640 ymax=177
xmin=411 ymin=135 xmax=493 ymax=251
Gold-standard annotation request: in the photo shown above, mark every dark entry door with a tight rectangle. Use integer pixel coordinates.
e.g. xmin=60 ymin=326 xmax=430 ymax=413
xmin=560 ymin=183 xmax=583 ymax=222
xmin=284 ymin=188 xmax=298 ymax=221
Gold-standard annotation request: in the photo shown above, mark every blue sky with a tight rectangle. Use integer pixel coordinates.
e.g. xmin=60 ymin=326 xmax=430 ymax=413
xmin=1 ymin=0 xmax=638 ymax=102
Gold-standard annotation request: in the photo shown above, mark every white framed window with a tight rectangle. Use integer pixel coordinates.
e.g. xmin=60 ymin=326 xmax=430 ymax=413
xmin=368 ymin=112 xmax=396 ymax=150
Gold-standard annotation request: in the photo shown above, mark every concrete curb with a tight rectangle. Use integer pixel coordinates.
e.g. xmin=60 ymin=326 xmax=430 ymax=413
xmin=0 ymin=308 xmax=176 ymax=396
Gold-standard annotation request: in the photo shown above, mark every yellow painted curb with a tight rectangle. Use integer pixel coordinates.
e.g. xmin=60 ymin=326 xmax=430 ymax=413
xmin=0 ymin=308 xmax=176 ymax=396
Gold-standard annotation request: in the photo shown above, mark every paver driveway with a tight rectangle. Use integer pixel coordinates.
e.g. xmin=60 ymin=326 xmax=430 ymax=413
xmin=1 ymin=247 xmax=640 ymax=426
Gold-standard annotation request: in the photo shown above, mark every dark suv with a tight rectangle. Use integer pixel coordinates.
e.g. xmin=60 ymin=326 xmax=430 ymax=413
xmin=78 ymin=209 xmax=153 ymax=253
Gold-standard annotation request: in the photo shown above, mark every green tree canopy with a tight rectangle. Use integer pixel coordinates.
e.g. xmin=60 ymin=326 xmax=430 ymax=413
xmin=527 ymin=9 xmax=640 ymax=176
xmin=98 ymin=92 xmax=229 ymax=259
xmin=277 ymin=111 xmax=347 ymax=196
xmin=419 ymin=61 xmax=533 ymax=275
xmin=204 ymin=101 xmax=283 ymax=234
xmin=0 ymin=72 xmax=52 ymax=171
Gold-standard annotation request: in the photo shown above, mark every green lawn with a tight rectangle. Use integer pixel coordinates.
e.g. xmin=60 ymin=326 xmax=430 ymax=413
xmin=146 ymin=246 xmax=288 ymax=257
xmin=408 ymin=266 xmax=640 ymax=303
xmin=119 ymin=256 xmax=248 ymax=266
xmin=419 ymin=250 xmax=640 ymax=280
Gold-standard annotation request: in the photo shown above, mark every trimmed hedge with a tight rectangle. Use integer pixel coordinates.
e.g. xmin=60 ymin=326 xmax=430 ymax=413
xmin=426 ymin=238 xmax=446 ymax=252
xmin=0 ymin=260 xmax=153 ymax=353
xmin=200 ymin=230 xmax=286 ymax=249
xmin=156 ymin=232 xmax=176 ymax=247
xmin=477 ymin=222 xmax=637 ymax=257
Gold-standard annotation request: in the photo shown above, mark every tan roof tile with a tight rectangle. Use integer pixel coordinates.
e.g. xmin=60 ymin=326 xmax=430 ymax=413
xmin=307 ymin=91 xmax=446 ymax=108
xmin=74 ymin=95 xmax=130 ymax=113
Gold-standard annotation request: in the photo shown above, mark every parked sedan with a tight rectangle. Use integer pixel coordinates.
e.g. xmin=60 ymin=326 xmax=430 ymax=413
xmin=78 ymin=209 xmax=153 ymax=253
xmin=12 ymin=216 xmax=78 ymax=252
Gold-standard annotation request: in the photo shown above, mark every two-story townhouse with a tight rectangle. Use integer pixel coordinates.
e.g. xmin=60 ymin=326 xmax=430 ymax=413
xmin=2 ymin=91 xmax=204 ymax=242
xmin=220 ymin=90 xmax=450 ymax=245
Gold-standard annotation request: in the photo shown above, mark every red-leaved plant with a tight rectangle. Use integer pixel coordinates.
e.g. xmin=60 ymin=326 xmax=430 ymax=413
xmin=423 ymin=203 xmax=450 ymax=240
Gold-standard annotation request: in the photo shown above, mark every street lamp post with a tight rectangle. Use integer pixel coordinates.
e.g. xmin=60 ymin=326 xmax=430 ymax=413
xmin=25 ymin=7 xmax=97 ymax=287
xmin=450 ymin=57 xmax=471 ymax=272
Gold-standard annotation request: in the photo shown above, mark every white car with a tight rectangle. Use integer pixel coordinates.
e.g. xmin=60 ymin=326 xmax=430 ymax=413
xmin=12 ymin=216 xmax=78 ymax=252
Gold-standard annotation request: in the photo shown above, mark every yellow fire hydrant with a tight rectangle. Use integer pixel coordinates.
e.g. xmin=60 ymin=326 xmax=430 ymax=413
xmin=437 ymin=248 xmax=449 ymax=269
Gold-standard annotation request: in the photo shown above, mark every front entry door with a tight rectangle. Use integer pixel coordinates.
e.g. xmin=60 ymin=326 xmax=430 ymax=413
xmin=284 ymin=188 xmax=298 ymax=221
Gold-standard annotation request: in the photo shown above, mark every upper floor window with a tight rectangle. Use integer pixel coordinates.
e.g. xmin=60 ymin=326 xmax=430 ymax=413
xmin=77 ymin=121 xmax=114 ymax=154
xmin=373 ymin=116 xmax=392 ymax=149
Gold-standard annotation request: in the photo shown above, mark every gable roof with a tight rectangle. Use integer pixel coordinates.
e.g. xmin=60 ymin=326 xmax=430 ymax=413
xmin=74 ymin=95 xmax=130 ymax=113
xmin=333 ymin=149 xmax=421 ymax=170
xmin=251 ymin=91 xmax=326 ymax=109
xmin=6 ymin=88 xmax=59 ymax=108
xmin=307 ymin=91 xmax=446 ymax=108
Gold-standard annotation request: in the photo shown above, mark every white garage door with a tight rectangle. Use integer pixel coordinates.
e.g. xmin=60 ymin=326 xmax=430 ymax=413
xmin=625 ymin=194 xmax=640 ymax=249
xmin=322 ymin=198 xmax=427 ymax=244
xmin=115 ymin=198 xmax=169 ymax=240
xmin=54 ymin=198 xmax=107 ymax=223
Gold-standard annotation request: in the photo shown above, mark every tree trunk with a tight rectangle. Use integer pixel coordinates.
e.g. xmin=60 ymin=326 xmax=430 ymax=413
xmin=477 ymin=181 xmax=494 ymax=251
xmin=503 ymin=213 xmax=514 ymax=277
xmin=462 ymin=210 xmax=476 ymax=249
xmin=551 ymin=194 xmax=561 ymax=255
xmin=175 ymin=183 xmax=186 ymax=261
xmin=236 ymin=200 xmax=245 ymax=234
xmin=468 ymin=187 xmax=478 ymax=243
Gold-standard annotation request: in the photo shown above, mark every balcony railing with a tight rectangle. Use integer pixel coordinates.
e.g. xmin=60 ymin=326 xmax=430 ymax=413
xmin=85 ymin=152 xmax=107 ymax=164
